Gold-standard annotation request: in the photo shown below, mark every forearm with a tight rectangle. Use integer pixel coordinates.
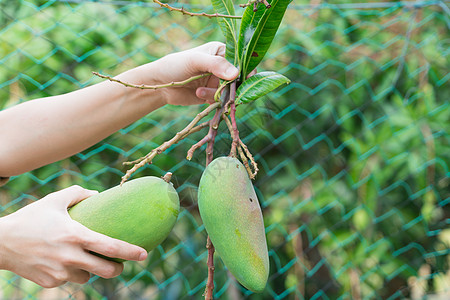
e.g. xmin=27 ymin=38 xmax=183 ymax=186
xmin=0 ymin=214 xmax=14 ymax=271
xmin=0 ymin=65 xmax=165 ymax=176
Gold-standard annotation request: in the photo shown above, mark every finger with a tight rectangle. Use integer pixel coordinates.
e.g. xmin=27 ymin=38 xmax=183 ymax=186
xmin=24 ymin=273 xmax=65 ymax=289
xmin=205 ymin=75 xmax=220 ymax=89
xmin=67 ymin=268 xmax=91 ymax=284
xmin=43 ymin=185 xmax=98 ymax=209
xmin=79 ymin=226 xmax=147 ymax=262
xmin=190 ymin=54 xmax=238 ymax=81
xmin=197 ymin=41 xmax=226 ymax=57
xmin=196 ymin=87 xmax=219 ymax=104
xmin=74 ymin=253 xmax=124 ymax=279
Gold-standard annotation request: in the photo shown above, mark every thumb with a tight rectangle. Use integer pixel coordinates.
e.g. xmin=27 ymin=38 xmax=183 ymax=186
xmin=43 ymin=185 xmax=98 ymax=209
xmin=190 ymin=53 xmax=239 ymax=81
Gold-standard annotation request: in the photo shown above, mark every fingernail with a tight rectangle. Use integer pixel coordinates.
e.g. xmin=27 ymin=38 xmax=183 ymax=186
xmin=225 ymin=66 xmax=238 ymax=78
xmin=139 ymin=251 xmax=147 ymax=261
xmin=198 ymin=90 xmax=206 ymax=98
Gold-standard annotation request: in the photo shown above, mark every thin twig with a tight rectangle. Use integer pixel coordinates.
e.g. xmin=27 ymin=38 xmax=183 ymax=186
xmin=187 ymin=106 xmax=224 ymax=160
xmin=239 ymin=139 xmax=258 ymax=179
xmin=240 ymin=0 xmax=271 ymax=10
xmin=186 ymin=134 xmax=211 ymax=160
xmin=121 ymin=102 xmax=220 ymax=185
xmin=93 ymin=71 xmax=210 ymax=90
xmin=228 ymin=81 xmax=239 ymax=157
xmin=205 ymin=108 xmax=223 ymax=164
xmin=180 ymin=121 xmax=210 ymax=139
xmin=223 ymin=114 xmax=256 ymax=179
xmin=214 ymin=80 xmax=230 ymax=103
xmin=204 ymin=236 xmax=216 ymax=300
xmin=153 ymin=0 xmax=242 ymax=18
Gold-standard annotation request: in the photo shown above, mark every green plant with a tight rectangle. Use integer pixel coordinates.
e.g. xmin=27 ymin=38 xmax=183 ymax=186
xmin=93 ymin=0 xmax=291 ymax=297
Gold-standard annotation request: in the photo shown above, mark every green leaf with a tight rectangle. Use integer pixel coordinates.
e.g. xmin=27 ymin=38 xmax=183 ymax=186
xmin=239 ymin=0 xmax=291 ymax=79
xmin=237 ymin=3 xmax=266 ymax=62
xmin=235 ymin=71 xmax=290 ymax=105
xmin=211 ymin=0 xmax=238 ymax=65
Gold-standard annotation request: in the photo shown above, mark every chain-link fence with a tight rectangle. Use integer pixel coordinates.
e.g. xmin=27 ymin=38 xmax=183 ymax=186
xmin=1 ymin=0 xmax=449 ymax=299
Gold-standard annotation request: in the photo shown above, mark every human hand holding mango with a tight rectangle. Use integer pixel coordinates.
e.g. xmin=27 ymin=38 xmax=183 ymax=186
xmin=0 ymin=186 xmax=147 ymax=288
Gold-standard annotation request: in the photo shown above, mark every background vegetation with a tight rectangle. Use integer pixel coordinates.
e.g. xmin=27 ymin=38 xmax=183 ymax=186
xmin=0 ymin=0 xmax=449 ymax=299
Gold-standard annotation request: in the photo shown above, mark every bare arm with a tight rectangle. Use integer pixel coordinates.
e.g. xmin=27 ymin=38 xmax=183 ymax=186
xmin=0 ymin=75 xmax=163 ymax=176
xmin=0 ymin=42 xmax=238 ymax=176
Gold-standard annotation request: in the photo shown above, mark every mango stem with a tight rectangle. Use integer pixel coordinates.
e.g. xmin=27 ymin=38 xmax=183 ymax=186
xmin=204 ymin=236 xmax=216 ymax=300
xmin=162 ymin=172 xmax=172 ymax=183
xmin=222 ymin=114 xmax=259 ymax=179
xmin=228 ymin=81 xmax=239 ymax=158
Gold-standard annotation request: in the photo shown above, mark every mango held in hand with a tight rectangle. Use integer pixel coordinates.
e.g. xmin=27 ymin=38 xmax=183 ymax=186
xmin=198 ymin=157 xmax=269 ymax=293
xmin=69 ymin=175 xmax=179 ymax=262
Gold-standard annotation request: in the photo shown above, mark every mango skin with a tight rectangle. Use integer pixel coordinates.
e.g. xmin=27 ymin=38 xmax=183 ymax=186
xmin=198 ymin=157 xmax=269 ymax=293
xmin=69 ymin=176 xmax=179 ymax=262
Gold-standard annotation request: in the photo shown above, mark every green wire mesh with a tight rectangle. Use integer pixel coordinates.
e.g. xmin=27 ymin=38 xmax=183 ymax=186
xmin=0 ymin=0 xmax=449 ymax=299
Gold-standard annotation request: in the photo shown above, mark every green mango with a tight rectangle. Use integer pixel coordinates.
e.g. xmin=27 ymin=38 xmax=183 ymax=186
xmin=198 ymin=156 xmax=269 ymax=293
xmin=69 ymin=175 xmax=179 ymax=262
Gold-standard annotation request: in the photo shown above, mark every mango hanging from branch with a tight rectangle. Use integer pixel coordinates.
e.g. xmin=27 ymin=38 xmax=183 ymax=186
xmin=198 ymin=157 xmax=269 ymax=293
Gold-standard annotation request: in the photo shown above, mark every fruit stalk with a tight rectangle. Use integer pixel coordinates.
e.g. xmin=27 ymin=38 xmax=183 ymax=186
xmin=186 ymin=107 xmax=223 ymax=161
xmin=223 ymin=114 xmax=259 ymax=179
xmin=228 ymin=81 xmax=239 ymax=158
xmin=204 ymin=236 xmax=216 ymax=300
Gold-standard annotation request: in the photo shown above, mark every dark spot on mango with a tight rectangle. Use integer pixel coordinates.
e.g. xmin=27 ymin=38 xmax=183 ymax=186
xmin=168 ymin=207 xmax=179 ymax=218
xmin=249 ymin=198 xmax=254 ymax=202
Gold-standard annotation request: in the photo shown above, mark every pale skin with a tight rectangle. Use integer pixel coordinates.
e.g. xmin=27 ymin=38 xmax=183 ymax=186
xmin=0 ymin=42 xmax=239 ymax=288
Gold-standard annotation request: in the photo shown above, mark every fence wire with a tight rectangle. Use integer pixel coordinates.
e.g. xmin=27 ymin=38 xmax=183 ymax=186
xmin=0 ymin=0 xmax=449 ymax=299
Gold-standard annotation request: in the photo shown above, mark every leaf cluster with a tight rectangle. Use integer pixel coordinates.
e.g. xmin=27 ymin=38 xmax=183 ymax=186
xmin=212 ymin=0 xmax=292 ymax=104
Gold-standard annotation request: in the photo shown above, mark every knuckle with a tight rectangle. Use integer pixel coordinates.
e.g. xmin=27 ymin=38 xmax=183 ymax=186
xmin=104 ymin=243 xmax=120 ymax=257
xmin=53 ymin=270 xmax=69 ymax=282
xmin=59 ymin=253 xmax=77 ymax=266
xmin=57 ymin=226 xmax=82 ymax=245
xmin=101 ymin=263 xmax=122 ymax=279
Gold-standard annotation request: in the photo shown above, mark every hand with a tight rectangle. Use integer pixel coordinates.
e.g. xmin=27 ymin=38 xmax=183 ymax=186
xmin=122 ymin=42 xmax=239 ymax=106
xmin=0 ymin=186 xmax=147 ymax=288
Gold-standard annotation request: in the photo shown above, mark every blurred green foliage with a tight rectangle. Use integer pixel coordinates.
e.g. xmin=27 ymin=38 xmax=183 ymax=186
xmin=0 ymin=0 xmax=449 ymax=299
